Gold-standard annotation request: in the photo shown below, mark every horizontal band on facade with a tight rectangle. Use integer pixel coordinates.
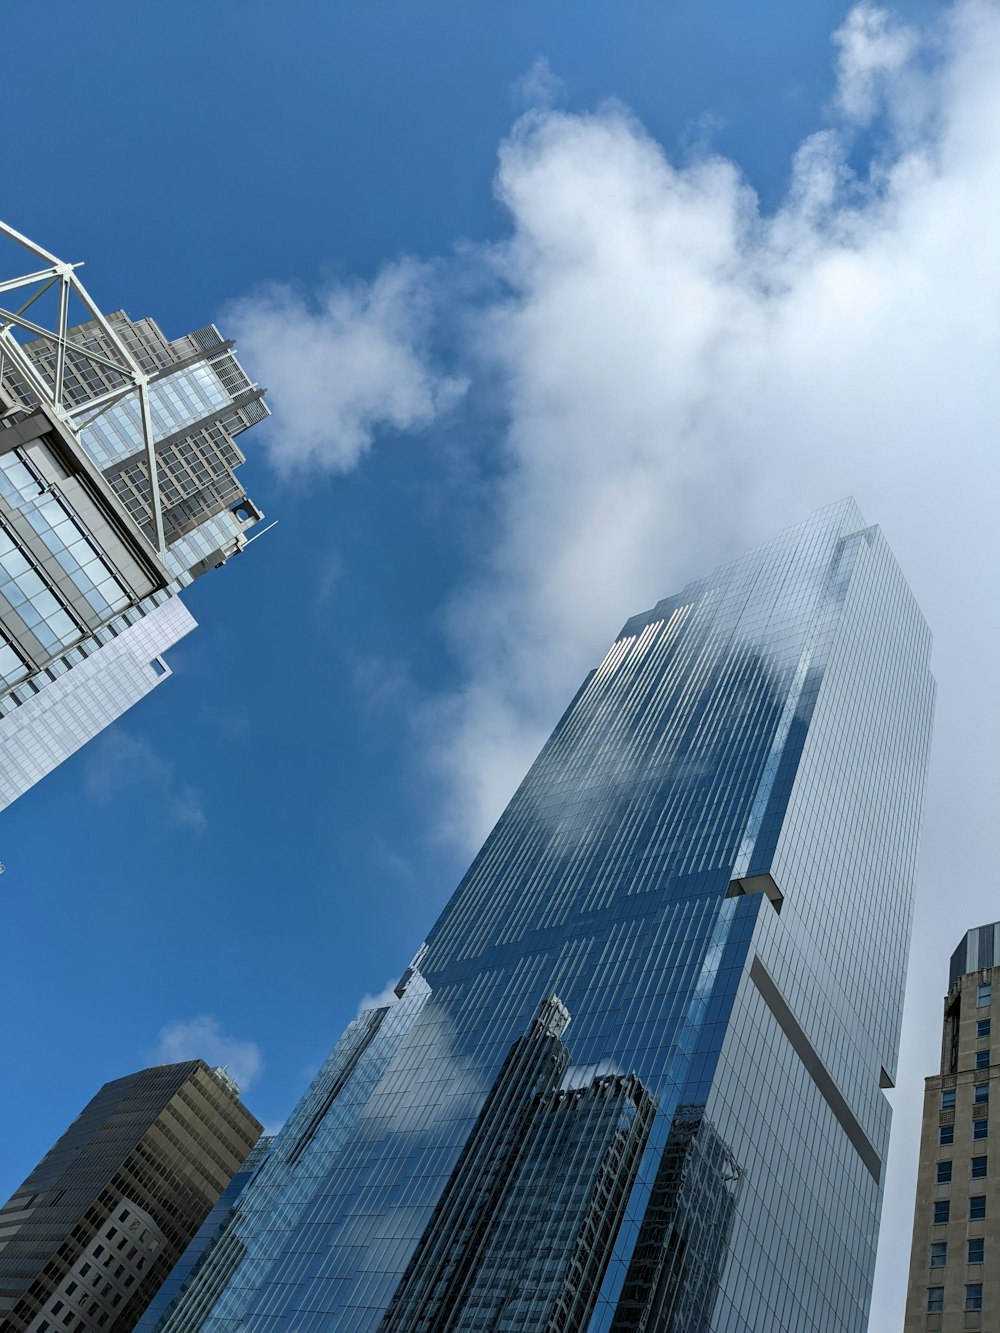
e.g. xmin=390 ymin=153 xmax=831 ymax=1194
xmin=750 ymin=955 xmax=882 ymax=1183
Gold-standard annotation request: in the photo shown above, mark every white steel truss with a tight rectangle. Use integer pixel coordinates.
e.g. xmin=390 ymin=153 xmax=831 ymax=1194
xmin=0 ymin=219 xmax=166 ymax=553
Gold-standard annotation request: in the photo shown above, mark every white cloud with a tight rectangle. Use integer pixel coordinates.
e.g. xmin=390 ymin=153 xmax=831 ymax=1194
xmin=356 ymin=979 xmax=400 ymax=1017
xmin=225 ymin=260 xmax=466 ymax=475
xmin=511 ymin=56 xmax=567 ymax=112
xmin=84 ymin=727 xmax=206 ymax=830
xmin=153 ymin=1016 xmax=263 ymax=1092
xmin=832 ymin=1 xmax=920 ymax=124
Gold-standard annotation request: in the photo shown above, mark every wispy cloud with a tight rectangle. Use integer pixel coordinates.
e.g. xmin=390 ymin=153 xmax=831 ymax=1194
xmin=225 ymin=260 xmax=466 ymax=475
xmin=84 ymin=727 xmax=206 ymax=830
xmin=511 ymin=56 xmax=567 ymax=112
xmin=152 ymin=1016 xmax=263 ymax=1092
xmin=356 ymin=980 xmax=400 ymax=1017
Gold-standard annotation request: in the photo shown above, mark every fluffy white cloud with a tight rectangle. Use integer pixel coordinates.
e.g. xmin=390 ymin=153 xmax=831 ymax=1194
xmin=152 ymin=1016 xmax=264 ymax=1092
xmin=226 ymin=260 xmax=466 ymax=474
xmin=85 ymin=727 xmax=206 ymax=830
xmin=833 ymin=0 xmax=920 ymax=123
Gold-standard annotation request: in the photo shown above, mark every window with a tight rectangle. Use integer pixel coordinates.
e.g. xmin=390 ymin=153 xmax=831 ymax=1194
xmin=934 ymin=1200 xmax=951 ymax=1224
xmin=978 ymin=984 xmax=992 ymax=1008
xmin=979 ymin=1019 xmax=992 ymax=1038
xmin=78 ymin=1264 xmax=90 ymax=1277
xmin=972 ymin=1156 xmax=988 ymax=1178
xmin=975 ymin=1119 xmax=989 ymax=1140
xmin=93 ymin=1246 xmax=103 ymax=1258
xmin=975 ymin=1083 xmax=990 ymax=1103
xmin=65 ymin=1283 xmax=76 ymax=1296
xmin=977 ymin=1050 xmax=991 ymax=1069
xmin=51 ymin=1303 xmax=63 ymax=1315
xmin=927 ymin=1287 xmax=945 ymax=1313
xmin=930 ymin=1242 xmax=948 ymax=1267
xmin=118 ymin=1209 xmax=129 ymax=1222
xmin=966 ymin=1283 xmax=983 ymax=1310
xmin=971 ymin=1195 xmax=987 ymax=1218
xmin=968 ymin=1237 xmax=985 ymax=1263
xmin=941 ymin=1123 xmax=955 ymax=1145
xmin=106 ymin=1228 xmax=116 ymax=1240
xmin=938 ymin=1160 xmax=953 ymax=1183
xmin=942 ymin=1088 xmax=957 ymax=1109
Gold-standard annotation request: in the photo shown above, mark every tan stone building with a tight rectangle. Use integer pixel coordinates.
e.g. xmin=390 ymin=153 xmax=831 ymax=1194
xmin=0 ymin=1061 xmax=261 ymax=1332
xmin=905 ymin=923 xmax=1000 ymax=1331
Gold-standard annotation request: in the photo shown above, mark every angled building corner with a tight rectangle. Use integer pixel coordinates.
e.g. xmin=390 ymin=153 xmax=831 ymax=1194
xmin=0 ymin=220 xmax=271 ymax=811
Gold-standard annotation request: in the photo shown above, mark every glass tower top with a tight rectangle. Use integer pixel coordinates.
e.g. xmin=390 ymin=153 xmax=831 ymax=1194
xmin=159 ymin=499 xmax=935 ymax=1333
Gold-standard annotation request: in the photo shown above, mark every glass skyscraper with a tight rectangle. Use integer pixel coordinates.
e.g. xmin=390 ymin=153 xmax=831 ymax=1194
xmin=156 ymin=499 xmax=935 ymax=1332
xmin=0 ymin=222 xmax=268 ymax=809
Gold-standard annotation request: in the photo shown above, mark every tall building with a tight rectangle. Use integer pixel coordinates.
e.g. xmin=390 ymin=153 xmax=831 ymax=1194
xmin=156 ymin=500 xmax=935 ymax=1332
xmin=0 ymin=1061 xmax=262 ymax=1332
xmin=0 ymin=219 xmax=267 ymax=810
xmin=133 ymin=1135 xmax=275 ymax=1333
xmin=904 ymin=923 xmax=1000 ymax=1331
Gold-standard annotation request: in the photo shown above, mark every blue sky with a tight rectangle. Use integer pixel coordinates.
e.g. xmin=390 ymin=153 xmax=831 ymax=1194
xmin=2 ymin=2 xmax=998 ymax=1326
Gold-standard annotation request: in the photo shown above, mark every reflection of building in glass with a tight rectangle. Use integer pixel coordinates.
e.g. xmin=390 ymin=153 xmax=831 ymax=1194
xmin=903 ymin=922 xmax=1000 ymax=1332
xmin=0 ymin=1062 xmax=261 ymax=1333
xmin=612 ymin=1104 xmax=741 ymax=1332
xmin=144 ymin=962 xmax=435 ymax=1332
xmin=133 ymin=1135 xmax=274 ymax=1333
xmin=157 ymin=502 xmax=935 ymax=1332
xmin=0 ymin=224 xmax=268 ymax=809
xmin=382 ymin=998 xmax=654 ymax=1332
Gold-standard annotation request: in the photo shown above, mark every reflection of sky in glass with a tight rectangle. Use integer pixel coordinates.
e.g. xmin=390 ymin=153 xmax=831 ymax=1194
xmin=77 ymin=363 xmax=230 ymax=469
xmin=159 ymin=501 xmax=934 ymax=1333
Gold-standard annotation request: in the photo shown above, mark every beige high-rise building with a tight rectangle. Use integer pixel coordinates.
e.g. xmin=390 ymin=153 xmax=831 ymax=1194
xmin=905 ymin=923 xmax=1000 ymax=1331
xmin=0 ymin=1061 xmax=261 ymax=1332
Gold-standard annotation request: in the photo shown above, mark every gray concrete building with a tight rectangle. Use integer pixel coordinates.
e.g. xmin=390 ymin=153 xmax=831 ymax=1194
xmin=0 ymin=220 xmax=268 ymax=811
xmin=0 ymin=1061 xmax=262 ymax=1333
xmin=904 ymin=923 xmax=1000 ymax=1331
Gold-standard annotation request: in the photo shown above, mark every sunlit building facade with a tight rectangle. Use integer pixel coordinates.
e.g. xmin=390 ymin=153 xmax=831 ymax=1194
xmin=904 ymin=923 xmax=1000 ymax=1332
xmin=155 ymin=500 xmax=935 ymax=1331
xmin=0 ymin=223 xmax=267 ymax=809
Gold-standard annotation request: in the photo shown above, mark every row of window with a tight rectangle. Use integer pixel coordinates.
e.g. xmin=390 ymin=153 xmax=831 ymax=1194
xmin=938 ymin=1156 xmax=988 ymax=1182
xmin=941 ymin=1083 xmax=990 ymax=1109
xmin=933 ymin=1196 xmax=987 ymax=1224
xmin=927 ymin=1284 xmax=982 ymax=1312
xmin=941 ymin=1119 xmax=988 ymax=1144
xmin=930 ymin=1238 xmax=985 ymax=1266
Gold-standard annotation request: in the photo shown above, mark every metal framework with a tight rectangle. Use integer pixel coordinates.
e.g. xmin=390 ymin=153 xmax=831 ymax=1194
xmin=0 ymin=219 xmax=166 ymax=553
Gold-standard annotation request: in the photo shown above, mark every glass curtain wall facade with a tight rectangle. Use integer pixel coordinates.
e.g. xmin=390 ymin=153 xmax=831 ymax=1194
xmin=0 ymin=303 xmax=268 ymax=810
xmin=157 ymin=499 xmax=935 ymax=1332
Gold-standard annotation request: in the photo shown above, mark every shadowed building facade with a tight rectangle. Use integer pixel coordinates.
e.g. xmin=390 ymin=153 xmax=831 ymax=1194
xmin=0 ymin=1062 xmax=261 ymax=1332
xmin=153 ymin=500 xmax=935 ymax=1332
xmin=904 ymin=923 xmax=1000 ymax=1331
